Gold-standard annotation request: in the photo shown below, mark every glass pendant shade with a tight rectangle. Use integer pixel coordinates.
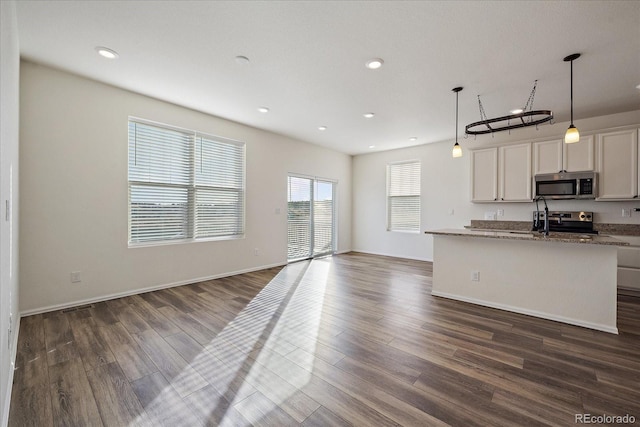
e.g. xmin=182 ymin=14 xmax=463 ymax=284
xmin=452 ymin=142 xmax=462 ymax=158
xmin=565 ymin=124 xmax=580 ymax=144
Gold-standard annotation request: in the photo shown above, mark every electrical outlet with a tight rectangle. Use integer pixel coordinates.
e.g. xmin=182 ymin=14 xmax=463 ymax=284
xmin=448 ymin=208 xmax=454 ymax=216
xmin=71 ymin=271 xmax=81 ymax=283
xmin=484 ymin=211 xmax=496 ymax=220
xmin=471 ymin=271 xmax=480 ymax=282
xmin=497 ymin=209 xmax=504 ymax=217
xmin=254 ymin=248 xmax=259 ymax=256
xmin=622 ymin=209 xmax=631 ymax=218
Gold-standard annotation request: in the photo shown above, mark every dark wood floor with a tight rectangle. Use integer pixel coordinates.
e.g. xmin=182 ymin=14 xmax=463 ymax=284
xmin=8 ymin=252 xmax=640 ymax=426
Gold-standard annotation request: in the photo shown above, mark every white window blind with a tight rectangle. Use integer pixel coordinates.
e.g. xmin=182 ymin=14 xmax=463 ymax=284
xmin=195 ymin=135 xmax=245 ymax=238
xmin=287 ymin=176 xmax=312 ymax=260
xmin=128 ymin=119 xmax=245 ymax=244
xmin=387 ymin=160 xmax=421 ymax=232
xmin=313 ymin=180 xmax=334 ymax=255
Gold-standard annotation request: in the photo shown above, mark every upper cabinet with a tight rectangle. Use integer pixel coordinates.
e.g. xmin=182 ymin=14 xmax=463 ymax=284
xmin=533 ymin=139 xmax=562 ymax=174
xmin=533 ymin=136 xmax=594 ymax=175
xmin=499 ymin=143 xmax=532 ymax=201
xmin=470 ymin=147 xmax=498 ymax=202
xmin=470 ymin=144 xmax=531 ymax=202
xmin=470 ymin=126 xmax=639 ymax=203
xmin=565 ymin=135 xmax=595 ymax=172
xmin=597 ymin=129 xmax=638 ymax=200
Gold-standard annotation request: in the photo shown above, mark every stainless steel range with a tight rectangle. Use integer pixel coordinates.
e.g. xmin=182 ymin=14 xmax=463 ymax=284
xmin=532 ymin=211 xmax=596 ymax=234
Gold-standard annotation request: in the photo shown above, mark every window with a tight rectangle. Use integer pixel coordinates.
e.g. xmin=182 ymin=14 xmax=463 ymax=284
xmin=128 ymin=118 xmax=245 ymax=244
xmin=387 ymin=160 xmax=421 ymax=232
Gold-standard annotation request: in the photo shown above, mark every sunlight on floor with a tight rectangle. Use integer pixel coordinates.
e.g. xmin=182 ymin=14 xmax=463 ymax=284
xmin=132 ymin=258 xmax=331 ymax=426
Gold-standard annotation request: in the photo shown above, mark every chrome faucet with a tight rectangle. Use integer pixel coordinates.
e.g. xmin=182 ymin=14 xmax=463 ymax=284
xmin=543 ymin=206 xmax=550 ymax=236
xmin=534 ymin=196 xmax=550 ymax=236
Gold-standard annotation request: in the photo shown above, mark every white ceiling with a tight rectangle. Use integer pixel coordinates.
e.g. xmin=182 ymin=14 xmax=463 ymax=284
xmin=14 ymin=0 xmax=640 ymax=155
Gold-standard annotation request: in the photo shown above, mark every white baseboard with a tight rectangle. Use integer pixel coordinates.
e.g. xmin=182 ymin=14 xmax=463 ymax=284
xmin=2 ymin=317 xmax=20 ymax=427
xmin=20 ymin=262 xmax=287 ymax=317
xmin=431 ymin=290 xmax=619 ymax=335
xmin=350 ymin=249 xmax=432 ymax=262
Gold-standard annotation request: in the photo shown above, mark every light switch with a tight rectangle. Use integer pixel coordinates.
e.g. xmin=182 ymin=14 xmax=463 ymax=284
xmin=71 ymin=271 xmax=81 ymax=283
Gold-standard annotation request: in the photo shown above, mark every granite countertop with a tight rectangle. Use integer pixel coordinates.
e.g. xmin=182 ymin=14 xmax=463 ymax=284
xmin=425 ymin=228 xmax=629 ymax=246
xmin=468 ymin=219 xmax=640 ymax=236
xmin=594 ymin=223 xmax=640 ymax=236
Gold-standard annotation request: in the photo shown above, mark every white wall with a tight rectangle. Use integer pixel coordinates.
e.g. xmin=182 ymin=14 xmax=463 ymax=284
xmin=353 ymin=110 xmax=640 ymax=261
xmin=19 ymin=61 xmax=352 ymax=314
xmin=0 ymin=1 xmax=21 ymax=425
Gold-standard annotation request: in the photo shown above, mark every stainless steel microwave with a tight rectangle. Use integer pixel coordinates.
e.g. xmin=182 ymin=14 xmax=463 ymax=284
xmin=534 ymin=171 xmax=597 ymax=199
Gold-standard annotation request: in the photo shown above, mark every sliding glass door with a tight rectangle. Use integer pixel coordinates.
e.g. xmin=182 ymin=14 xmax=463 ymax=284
xmin=287 ymin=175 xmax=335 ymax=262
xmin=287 ymin=176 xmax=312 ymax=261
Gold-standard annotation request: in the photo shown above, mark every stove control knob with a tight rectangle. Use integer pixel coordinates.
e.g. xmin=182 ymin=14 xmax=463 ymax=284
xmin=580 ymin=214 xmax=586 ymax=219
xmin=586 ymin=214 xmax=592 ymax=219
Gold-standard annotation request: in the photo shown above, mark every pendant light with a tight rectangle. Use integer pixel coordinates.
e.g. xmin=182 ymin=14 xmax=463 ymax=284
xmin=452 ymin=87 xmax=463 ymax=158
xmin=564 ymin=53 xmax=581 ymax=144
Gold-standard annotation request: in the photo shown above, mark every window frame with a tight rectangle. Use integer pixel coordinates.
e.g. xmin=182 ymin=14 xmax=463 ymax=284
xmin=128 ymin=117 xmax=246 ymax=247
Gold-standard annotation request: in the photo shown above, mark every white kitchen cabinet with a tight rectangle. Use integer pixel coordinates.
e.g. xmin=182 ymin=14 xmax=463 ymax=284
xmin=565 ymin=135 xmax=595 ymax=172
xmin=470 ymin=147 xmax=498 ymax=202
xmin=471 ymin=144 xmax=531 ymax=202
xmin=533 ymin=136 xmax=594 ymax=174
xmin=499 ymin=143 xmax=532 ymax=201
xmin=596 ymin=129 xmax=638 ymax=200
xmin=616 ymin=236 xmax=640 ymax=291
xmin=533 ymin=139 xmax=562 ymax=174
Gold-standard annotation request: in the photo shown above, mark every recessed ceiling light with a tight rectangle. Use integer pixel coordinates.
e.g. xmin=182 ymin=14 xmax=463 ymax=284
xmin=257 ymin=107 xmax=270 ymax=113
xmin=363 ymin=112 xmax=375 ymax=118
xmin=409 ymin=137 xmax=417 ymax=142
xmin=235 ymin=55 xmax=250 ymax=64
xmin=510 ymin=108 xmax=524 ymax=114
xmin=365 ymin=58 xmax=384 ymax=70
xmin=95 ymin=46 xmax=119 ymax=59
xmin=318 ymin=126 xmax=327 ymax=131
xmin=369 ymin=145 xmax=376 ymax=149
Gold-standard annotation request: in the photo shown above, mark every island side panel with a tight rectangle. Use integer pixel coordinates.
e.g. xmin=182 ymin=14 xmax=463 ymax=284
xmin=431 ymin=235 xmax=618 ymax=333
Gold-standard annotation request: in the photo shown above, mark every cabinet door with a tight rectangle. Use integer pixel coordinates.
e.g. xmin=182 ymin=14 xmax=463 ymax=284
xmin=597 ymin=129 xmax=638 ymax=199
xmin=564 ymin=135 xmax=594 ymax=172
xmin=499 ymin=143 xmax=532 ymax=201
xmin=533 ymin=139 xmax=562 ymax=174
xmin=471 ymin=148 xmax=498 ymax=202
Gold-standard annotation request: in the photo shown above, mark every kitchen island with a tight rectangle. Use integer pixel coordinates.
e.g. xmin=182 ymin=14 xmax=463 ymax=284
xmin=425 ymin=229 xmax=629 ymax=333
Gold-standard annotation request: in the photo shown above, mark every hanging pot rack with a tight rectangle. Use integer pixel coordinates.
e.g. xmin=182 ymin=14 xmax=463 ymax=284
xmin=465 ymin=110 xmax=554 ymax=135
xmin=464 ymin=80 xmax=553 ymax=136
